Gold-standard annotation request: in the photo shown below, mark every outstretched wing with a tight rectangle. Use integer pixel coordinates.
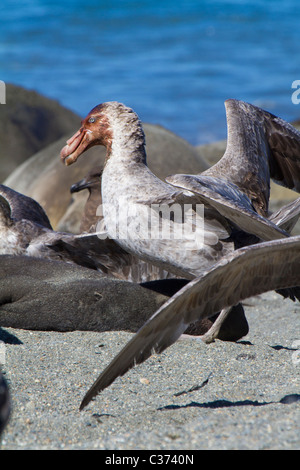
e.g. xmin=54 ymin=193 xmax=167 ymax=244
xmin=203 ymin=100 xmax=300 ymax=215
xmin=166 ymin=174 xmax=289 ymax=241
xmin=80 ymin=234 xmax=300 ymax=410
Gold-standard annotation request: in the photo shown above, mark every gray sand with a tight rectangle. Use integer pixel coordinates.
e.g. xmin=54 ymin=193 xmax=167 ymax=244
xmin=0 ymin=291 xmax=299 ymax=450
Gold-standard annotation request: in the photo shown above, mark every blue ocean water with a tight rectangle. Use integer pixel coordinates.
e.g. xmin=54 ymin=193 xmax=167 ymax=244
xmin=1 ymin=0 xmax=300 ymax=145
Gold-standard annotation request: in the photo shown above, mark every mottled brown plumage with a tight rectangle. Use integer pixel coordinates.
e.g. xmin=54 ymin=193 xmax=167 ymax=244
xmin=60 ymin=100 xmax=300 ymax=409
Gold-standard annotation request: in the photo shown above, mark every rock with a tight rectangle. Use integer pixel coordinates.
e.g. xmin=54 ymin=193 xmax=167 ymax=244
xmin=143 ymin=123 xmax=208 ymax=177
xmin=0 ymin=84 xmax=80 ymax=182
xmin=195 ymin=139 xmax=226 ymax=167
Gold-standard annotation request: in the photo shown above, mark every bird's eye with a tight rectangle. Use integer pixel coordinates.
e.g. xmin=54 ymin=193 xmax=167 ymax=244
xmin=88 ymin=117 xmax=96 ymax=123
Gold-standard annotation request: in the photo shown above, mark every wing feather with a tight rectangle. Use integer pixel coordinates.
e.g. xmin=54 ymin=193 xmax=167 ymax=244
xmin=80 ymin=235 xmax=300 ymax=409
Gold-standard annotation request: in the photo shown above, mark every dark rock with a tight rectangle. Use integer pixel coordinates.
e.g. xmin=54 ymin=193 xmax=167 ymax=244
xmin=0 ymin=83 xmax=80 ymax=181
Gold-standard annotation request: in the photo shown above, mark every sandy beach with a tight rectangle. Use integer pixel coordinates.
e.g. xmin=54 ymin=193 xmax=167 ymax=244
xmin=1 ymin=290 xmax=299 ymax=450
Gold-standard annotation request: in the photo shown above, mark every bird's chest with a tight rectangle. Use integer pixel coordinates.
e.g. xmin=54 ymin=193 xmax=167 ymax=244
xmin=101 ymin=165 xmax=144 ymax=239
xmin=101 ymin=189 xmax=146 ymax=244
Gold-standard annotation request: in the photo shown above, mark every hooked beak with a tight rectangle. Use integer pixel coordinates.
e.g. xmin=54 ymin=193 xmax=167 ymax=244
xmin=60 ymin=128 xmax=94 ymax=166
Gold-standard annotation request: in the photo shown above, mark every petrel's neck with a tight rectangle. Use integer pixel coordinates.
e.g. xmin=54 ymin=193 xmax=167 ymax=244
xmin=107 ymin=116 xmax=147 ymax=166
